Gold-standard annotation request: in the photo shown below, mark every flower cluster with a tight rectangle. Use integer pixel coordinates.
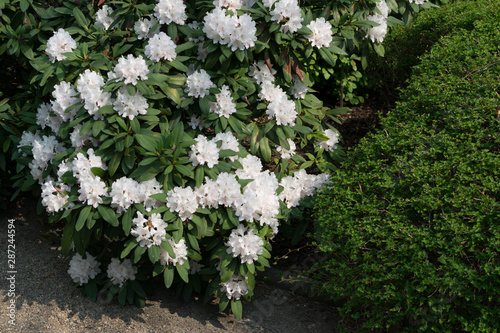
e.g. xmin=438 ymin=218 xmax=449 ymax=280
xmin=113 ymin=86 xmax=149 ymax=120
xmin=77 ymin=69 xmax=113 ymax=119
xmin=46 ymin=28 xmax=76 ymax=62
xmin=185 ymin=69 xmax=215 ymax=98
xmin=145 ymin=32 xmax=177 ymax=62
xmin=131 ymin=212 xmax=168 ymax=248
xmin=110 ymin=177 xmax=163 ymax=213
xmin=226 ymin=224 xmax=264 ymax=264
xmin=269 ymin=0 xmax=302 ymax=33
xmin=279 ymin=169 xmax=331 ymax=208
xmin=318 ymin=129 xmax=340 ymax=151
xmin=306 ymin=18 xmax=333 ymax=49
xmin=95 ymin=5 xmax=114 ymax=30
xmin=107 ymin=258 xmax=138 ymax=287
xmin=134 ymin=15 xmax=160 ymax=40
xmin=367 ymin=0 xmax=390 ymax=43
xmin=154 ymin=0 xmax=187 ymax=25
xmin=159 ymin=238 xmax=189 ymax=266
xmin=189 ymin=134 xmax=221 ymax=168
xmin=68 ymin=252 xmax=101 ymax=286
xmin=210 ymin=85 xmax=237 ymax=118
xmin=108 ymin=54 xmax=150 ymax=86
xmin=203 ymin=8 xmax=257 ymax=51
xmin=220 ymin=274 xmax=248 ymax=300
xmin=72 ymin=149 xmax=108 ymax=208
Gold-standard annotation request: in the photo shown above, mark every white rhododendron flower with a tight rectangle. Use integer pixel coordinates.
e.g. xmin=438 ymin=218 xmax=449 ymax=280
xmin=214 ymin=0 xmax=242 ymax=10
xmin=154 ymin=0 xmax=187 ymax=25
xmin=159 ymin=238 xmax=188 ymax=266
xmin=107 ymin=258 xmax=137 ymax=287
xmin=139 ymin=178 xmax=163 ymax=211
xmin=51 ymin=81 xmax=81 ymax=122
xmin=30 ymin=135 xmax=65 ymax=183
xmin=266 ymin=92 xmax=297 ymax=126
xmin=276 ymin=138 xmax=296 ymax=159
xmin=78 ymin=175 xmax=108 ymax=208
xmin=409 ymin=0 xmax=426 ymax=4
xmin=235 ymin=154 xmax=263 ymax=179
xmin=110 ymin=177 xmax=141 ymax=213
xmin=203 ymin=8 xmax=257 ymax=51
xmin=189 ymin=135 xmax=220 ymax=168
xmin=318 ymin=129 xmax=340 ymax=151
xmin=220 ymin=274 xmax=248 ymax=300
xmin=185 ymin=69 xmax=215 ymax=98
xmin=367 ymin=0 xmax=389 ymax=43
xmin=249 ymin=61 xmax=276 ymax=85
xmin=41 ymin=179 xmax=73 ymax=213
xmin=290 ymin=75 xmax=308 ymax=99
xmin=113 ymin=86 xmax=149 ymax=120
xmin=196 ymin=172 xmax=243 ymax=208
xmin=36 ymin=102 xmax=61 ymax=134
xmin=279 ymin=170 xmax=330 ymax=208
xmin=226 ymin=224 xmax=264 ymax=264
xmin=166 ymin=186 xmax=199 ymax=221
xmin=108 ymin=54 xmax=149 ymax=86
xmin=145 ymin=32 xmax=177 ymax=62
xmin=95 ymin=5 xmax=114 ymax=30
xmin=189 ymin=115 xmax=205 ymax=130
xmin=270 ymin=0 xmax=302 ymax=33
xmin=68 ymin=252 xmax=101 ymax=286
xmin=70 ymin=124 xmax=99 ymax=150
xmin=210 ymin=85 xmax=237 ymax=118
xmin=131 ymin=212 xmax=168 ymax=248
xmin=306 ymin=17 xmax=333 ymax=48
xmin=77 ymin=69 xmax=113 ymax=118
xmin=46 ymin=28 xmax=76 ymax=62
xmin=134 ymin=16 xmax=160 ymax=40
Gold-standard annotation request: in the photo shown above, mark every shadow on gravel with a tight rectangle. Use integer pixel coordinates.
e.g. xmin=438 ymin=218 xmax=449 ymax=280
xmin=0 ymin=195 xmax=339 ymax=333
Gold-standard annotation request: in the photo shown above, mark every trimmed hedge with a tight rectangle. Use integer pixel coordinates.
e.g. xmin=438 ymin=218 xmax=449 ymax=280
xmin=312 ymin=3 xmax=500 ymax=332
xmin=368 ymin=0 xmax=500 ymax=98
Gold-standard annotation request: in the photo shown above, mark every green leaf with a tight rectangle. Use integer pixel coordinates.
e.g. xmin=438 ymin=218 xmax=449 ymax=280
xmin=148 ymin=245 xmax=161 ymax=264
xmin=259 ymin=137 xmax=271 ymax=162
xmin=135 ymin=134 xmax=159 ymax=152
xmin=161 ymin=86 xmax=181 ymax=105
xmin=176 ymin=265 xmax=189 ymax=283
xmin=73 ymin=7 xmax=88 ymax=29
xmin=61 ymin=220 xmax=75 ymax=256
xmin=118 ymin=286 xmax=127 ymax=305
xmin=134 ymin=245 xmax=147 ymax=263
xmin=130 ymin=280 xmax=147 ymax=298
xmin=164 ymin=265 xmax=175 ymax=288
xmin=121 ymin=239 xmax=138 ymax=259
xmin=97 ymin=205 xmax=119 ymax=227
xmin=76 ymin=206 xmax=92 ymax=231
xmin=161 ymin=240 xmax=177 ymax=259
xmin=122 ymin=207 xmax=133 ymax=235
xmin=231 ymin=300 xmax=243 ymax=320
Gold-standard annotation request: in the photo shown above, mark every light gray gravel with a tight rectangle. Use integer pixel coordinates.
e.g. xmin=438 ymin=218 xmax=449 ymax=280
xmin=0 ymin=196 xmax=339 ymax=333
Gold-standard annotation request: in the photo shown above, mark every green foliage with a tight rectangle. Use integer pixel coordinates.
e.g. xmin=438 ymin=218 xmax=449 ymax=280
xmin=367 ymin=0 xmax=500 ymax=98
xmin=312 ymin=7 xmax=500 ymax=332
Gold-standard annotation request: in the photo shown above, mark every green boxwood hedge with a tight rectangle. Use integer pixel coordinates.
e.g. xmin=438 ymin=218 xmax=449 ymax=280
xmin=368 ymin=0 xmax=500 ymax=98
xmin=312 ymin=4 xmax=500 ymax=332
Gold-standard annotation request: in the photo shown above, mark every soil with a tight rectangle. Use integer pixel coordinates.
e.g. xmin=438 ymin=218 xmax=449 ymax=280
xmin=0 ymin=195 xmax=341 ymax=333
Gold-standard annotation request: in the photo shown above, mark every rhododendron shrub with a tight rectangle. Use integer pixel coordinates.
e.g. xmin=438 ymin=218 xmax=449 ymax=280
xmin=3 ymin=0 xmax=435 ymax=319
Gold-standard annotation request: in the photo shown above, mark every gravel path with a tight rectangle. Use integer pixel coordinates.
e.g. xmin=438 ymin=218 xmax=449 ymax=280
xmin=0 ymin=197 xmax=339 ymax=333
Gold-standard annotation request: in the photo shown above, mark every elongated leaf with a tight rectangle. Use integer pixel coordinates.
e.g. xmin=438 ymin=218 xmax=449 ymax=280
xmin=97 ymin=205 xmax=119 ymax=227
xmin=164 ymin=265 xmax=175 ymax=288
xmin=76 ymin=206 xmax=92 ymax=231
xmin=148 ymin=245 xmax=160 ymax=264
xmin=73 ymin=7 xmax=88 ymax=29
